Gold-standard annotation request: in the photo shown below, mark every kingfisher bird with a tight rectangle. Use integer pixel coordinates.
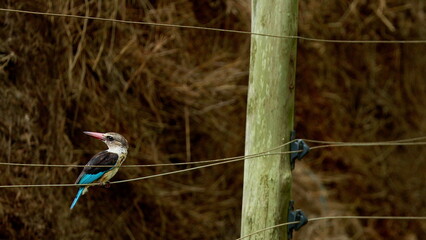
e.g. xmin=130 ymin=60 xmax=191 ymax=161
xmin=70 ymin=131 xmax=129 ymax=210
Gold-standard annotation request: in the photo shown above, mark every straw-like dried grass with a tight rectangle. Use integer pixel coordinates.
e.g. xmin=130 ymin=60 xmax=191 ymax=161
xmin=0 ymin=0 xmax=425 ymax=239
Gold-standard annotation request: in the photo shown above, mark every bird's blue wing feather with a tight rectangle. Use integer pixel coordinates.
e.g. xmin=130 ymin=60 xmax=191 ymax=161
xmin=78 ymin=171 xmax=107 ymax=184
xmin=70 ymin=172 xmax=107 ymax=209
xmin=70 ymin=187 xmax=85 ymax=210
xmin=74 ymin=151 xmax=118 ymax=184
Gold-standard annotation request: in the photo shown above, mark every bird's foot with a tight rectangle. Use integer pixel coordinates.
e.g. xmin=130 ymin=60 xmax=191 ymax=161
xmin=102 ymin=181 xmax=111 ymax=188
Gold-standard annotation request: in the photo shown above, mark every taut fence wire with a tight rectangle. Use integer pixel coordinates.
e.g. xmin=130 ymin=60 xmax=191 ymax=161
xmin=236 ymin=216 xmax=426 ymax=240
xmin=0 ymin=136 xmax=425 ymax=188
xmin=1 ymin=8 xmax=426 ymax=44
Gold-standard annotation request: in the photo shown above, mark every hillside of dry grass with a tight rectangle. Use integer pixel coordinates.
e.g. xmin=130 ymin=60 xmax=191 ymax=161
xmin=0 ymin=0 xmax=425 ymax=239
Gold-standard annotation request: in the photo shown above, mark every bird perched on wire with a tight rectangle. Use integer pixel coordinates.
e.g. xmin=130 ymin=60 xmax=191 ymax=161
xmin=70 ymin=131 xmax=129 ymax=210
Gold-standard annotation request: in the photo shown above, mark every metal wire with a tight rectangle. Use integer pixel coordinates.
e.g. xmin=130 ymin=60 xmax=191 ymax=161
xmin=1 ymin=137 xmax=426 ymax=169
xmin=0 ymin=142 xmax=297 ymax=188
xmin=0 ymin=140 xmax=298 ymax=168
xmin=1 ymin=8 xmax=425 ymax=44
xmin=1 ymin=136 xmax=426 ymax=188
xmin=236 ymin=216 xmax=426 ymax=240
xmin=0 ymin=152 xmax=292 ymax=188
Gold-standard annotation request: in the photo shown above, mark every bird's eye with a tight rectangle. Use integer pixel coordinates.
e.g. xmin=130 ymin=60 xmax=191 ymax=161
xmin=106 ymin=136 xmax=114 ymax=141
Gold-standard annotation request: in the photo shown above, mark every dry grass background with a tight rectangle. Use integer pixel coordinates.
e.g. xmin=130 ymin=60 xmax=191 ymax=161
xmin=0 ymin=0 xmax=425 ymax=239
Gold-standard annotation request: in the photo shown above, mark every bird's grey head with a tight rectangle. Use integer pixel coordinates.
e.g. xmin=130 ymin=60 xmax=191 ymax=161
xmin=83 ymin=131 xmax=129 ymax=152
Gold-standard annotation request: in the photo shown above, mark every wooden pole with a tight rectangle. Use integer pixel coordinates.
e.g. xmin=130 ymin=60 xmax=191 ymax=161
xmin=240 ymin=0 xmax=298 ymax=239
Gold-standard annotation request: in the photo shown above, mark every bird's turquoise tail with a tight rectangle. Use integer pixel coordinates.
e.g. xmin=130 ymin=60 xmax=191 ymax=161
xmin=70 ymin=187 xmax=84 ymax=210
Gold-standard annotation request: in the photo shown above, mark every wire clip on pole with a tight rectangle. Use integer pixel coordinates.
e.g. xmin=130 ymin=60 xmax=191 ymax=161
xmin=290 ymin=130 xmax=310 ymax=170
xmin=287 ymin=200 xmax=308 ymax=240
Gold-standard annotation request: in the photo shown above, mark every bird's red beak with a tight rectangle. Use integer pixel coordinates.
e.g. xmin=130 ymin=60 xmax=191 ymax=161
xmin=83 ymin=131 xmax=105 ymax=140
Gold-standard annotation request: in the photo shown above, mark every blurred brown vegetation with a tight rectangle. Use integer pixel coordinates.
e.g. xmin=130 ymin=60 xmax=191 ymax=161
xmin=0 ymin=0 xmax=425 ymax=239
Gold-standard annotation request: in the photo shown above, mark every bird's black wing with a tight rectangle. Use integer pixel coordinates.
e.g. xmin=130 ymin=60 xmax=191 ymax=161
xmin=74 ymin=151 xmax=119 ymax=184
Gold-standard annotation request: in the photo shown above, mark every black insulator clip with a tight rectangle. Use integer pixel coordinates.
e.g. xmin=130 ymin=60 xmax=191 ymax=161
xmin=287 ymin=200 xmax=308 ymax=239
xmin=290 ymin=130 xmax=310 ymax=170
